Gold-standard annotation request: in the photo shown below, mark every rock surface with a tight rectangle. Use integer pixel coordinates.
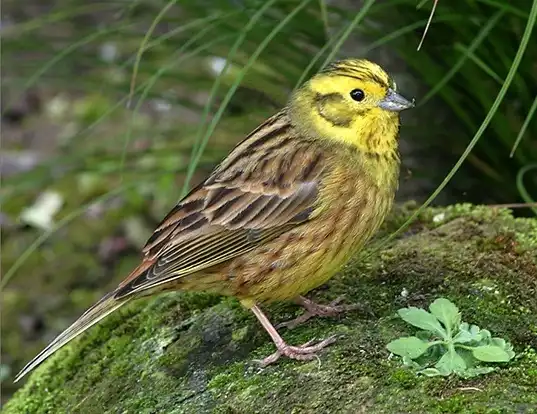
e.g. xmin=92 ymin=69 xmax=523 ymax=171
xmin=4 ymin=204 xmax=537 ymax=414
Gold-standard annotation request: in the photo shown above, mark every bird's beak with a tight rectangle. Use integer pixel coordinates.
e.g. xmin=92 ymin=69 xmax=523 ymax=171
xmin=378 ymin=88 xmax=415 ymax=112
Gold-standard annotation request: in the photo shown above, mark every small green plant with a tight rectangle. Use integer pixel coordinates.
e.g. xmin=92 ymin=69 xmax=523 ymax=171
xmin=386 ymin=298 xmax=515 ymax=378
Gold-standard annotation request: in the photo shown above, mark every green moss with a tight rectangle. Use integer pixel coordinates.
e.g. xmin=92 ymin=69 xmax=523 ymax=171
xmin=388 ymin=368 xmax=418 ymax=389
xmin=4 ymin=204 xmax=537 ymax=413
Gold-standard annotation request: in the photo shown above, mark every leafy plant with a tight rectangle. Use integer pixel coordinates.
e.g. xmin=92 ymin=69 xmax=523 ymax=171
xmin=386 ymin=298 xmax=515 ymax=378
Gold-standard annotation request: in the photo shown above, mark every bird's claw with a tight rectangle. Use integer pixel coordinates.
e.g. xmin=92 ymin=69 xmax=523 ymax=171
xmin=254 ymin=335 xmax=337 ymax=367
xmin=277 ymin=296 xmax=372 ymax=330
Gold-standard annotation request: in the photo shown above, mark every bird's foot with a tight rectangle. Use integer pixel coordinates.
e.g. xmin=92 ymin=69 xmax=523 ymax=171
xmin=278 ymin=296 xmax=371 ymax=330
xmin=254 ymin=335 xmax=337 ymax=367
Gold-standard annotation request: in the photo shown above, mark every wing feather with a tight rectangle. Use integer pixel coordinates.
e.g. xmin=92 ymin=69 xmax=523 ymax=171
xmin=115 ymin=111 xmax=326 ymax=299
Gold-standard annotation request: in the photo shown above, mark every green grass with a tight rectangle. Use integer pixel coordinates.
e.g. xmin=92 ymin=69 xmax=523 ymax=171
xmin=371 ymin=0 xmax=537 ymax=204
xmin=3 ymin=0 xmax=535 ymax=206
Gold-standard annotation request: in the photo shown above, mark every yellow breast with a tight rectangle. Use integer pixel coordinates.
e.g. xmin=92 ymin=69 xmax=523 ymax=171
xmin=231 ymin=148 xmax=399 ymax=304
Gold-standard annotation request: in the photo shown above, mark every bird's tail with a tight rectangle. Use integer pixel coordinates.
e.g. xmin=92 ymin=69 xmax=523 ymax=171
xmin=14 ymin=292 xmax=130 ymax=382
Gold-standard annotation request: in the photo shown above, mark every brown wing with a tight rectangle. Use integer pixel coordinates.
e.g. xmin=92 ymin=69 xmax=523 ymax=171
xmin=114 ymin=111 xmax=325 ymax=298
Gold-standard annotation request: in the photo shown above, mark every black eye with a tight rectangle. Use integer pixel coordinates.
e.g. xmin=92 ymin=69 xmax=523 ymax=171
xmin=350 ymin=89 xmax=365 ymax=102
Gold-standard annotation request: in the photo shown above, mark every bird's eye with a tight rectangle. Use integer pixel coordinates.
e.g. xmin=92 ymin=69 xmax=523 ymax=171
xmin=350 ymin=89 xmax=365 ymax=102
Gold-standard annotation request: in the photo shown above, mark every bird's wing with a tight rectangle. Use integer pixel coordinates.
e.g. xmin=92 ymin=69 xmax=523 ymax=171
xmin=14 ymin=112 xmax=326 ymax=382
xmin=115 ymin=111 xmax=326 ymax=298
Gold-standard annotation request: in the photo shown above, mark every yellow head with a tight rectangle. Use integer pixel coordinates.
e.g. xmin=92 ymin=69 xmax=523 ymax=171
xmin=289 ymin=59 xmax=414 ymax=155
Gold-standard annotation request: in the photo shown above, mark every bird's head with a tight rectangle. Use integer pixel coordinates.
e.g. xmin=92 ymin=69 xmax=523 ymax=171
xmin=290 ymin=59 xmax=414 ymax=154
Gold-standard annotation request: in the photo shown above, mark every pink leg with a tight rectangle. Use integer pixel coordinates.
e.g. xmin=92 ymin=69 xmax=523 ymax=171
xmin=278 ymin=296 xmax=370 ymax=330
xmin=251 ymin=304 xmax=337 ymax=367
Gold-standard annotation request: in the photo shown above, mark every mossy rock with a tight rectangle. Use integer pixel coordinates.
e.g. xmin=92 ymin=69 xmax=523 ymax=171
xmin=4 ymin=204 xmax=537 ymax=414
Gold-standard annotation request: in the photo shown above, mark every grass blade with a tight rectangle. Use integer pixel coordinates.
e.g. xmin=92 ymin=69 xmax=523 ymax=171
xmin=510 ymin=95 xmax=537 ymax=157
xmin=374 ymin=0 xmax=537 ymax=248
xmin=321 ymin=0 xmax=377 ymax=69
xmin=119 ymin=16 xmax=229 ymax=181
xmin=182 ymin=0 xmax=280 ymax=197
xmin=127 ymin=0 xmax=179 ymax=109
xmin=417 ymin=0 xmax=438 ymax=51
xmin=181 ymin=0 xmax=314 ymax=197
xmin=516 ymin=164 xmax=537 ymax=215
xmin=420 ymin=10 xmax=505 ymax=105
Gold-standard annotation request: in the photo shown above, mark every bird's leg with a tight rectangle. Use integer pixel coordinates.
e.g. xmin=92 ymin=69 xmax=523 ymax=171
xmin=278 ymin=295 xmax=369 ymax=330
xmin=250 ymin=304 xmax=336 ymax=367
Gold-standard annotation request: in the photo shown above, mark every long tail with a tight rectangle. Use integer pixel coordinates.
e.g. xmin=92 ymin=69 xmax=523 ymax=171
xmin=14 ymin=292 xmax=130 ymax=382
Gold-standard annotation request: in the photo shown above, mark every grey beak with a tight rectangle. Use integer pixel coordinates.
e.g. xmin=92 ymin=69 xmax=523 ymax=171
xmin=379 ymin=88 xmax=415 ymax=112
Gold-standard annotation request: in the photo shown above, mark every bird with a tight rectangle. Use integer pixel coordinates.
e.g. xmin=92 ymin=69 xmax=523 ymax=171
xmin=15 ymin=58 xmax=414 ymax=382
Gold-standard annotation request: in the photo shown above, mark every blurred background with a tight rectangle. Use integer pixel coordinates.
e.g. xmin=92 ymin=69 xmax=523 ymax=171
xmin=1 ymin=0 xmax=536 ymax=403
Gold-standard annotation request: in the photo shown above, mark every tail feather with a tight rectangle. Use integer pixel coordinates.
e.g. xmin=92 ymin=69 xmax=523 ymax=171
xmin=14 ymin=292 xmax=129 ymax=382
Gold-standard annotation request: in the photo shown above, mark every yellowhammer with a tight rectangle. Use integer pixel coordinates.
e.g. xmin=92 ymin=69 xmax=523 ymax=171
xmin=16 ymin=58 xmax=414 ymax=381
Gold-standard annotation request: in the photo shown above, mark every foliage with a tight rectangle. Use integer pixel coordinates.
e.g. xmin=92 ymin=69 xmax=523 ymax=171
xmin=3 ymin=0 xmax=536 ymax=209
xmin=372 ymin=0 xmax=537 ymax=207
xmin=387 ymin=298 xmax=516 ymax=378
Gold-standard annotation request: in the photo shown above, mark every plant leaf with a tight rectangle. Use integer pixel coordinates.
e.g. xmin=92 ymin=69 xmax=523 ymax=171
xmin=387 ymin=336 xmax=432 ymax=359
xmin=453 ymin=329 xmax=474 ymax=343
xmin=459 ymin=367 xmax=496 ymax=378
xmin=491 ymin=337 xmax=506 ymax=349
xmin=453 ymin=323 xmax=482 ymax=343
xmin=398 ymin=307 xmax=447 ymax=338
xmin=401 ymin=356 xmax=421 ymax=369
xmin=454 ymin=347 xmax=478 ymax=369
xmin=479 ymin=329 xmax=492 ymax=341
xmin=418 ymin=367 xmax=447 ymax=377
xmin=472 ymin=345 xmax=513 ymax=362
xmin=435 ymin=347 xmax=467 ymax=375
xmin=457 ymin=324 xmax=491 ymax=343
xmin=491 ymin=338 xmax=516 ymax=359
xmin=429 ymin=298 xmax=461 ymax=332
xmin=416 ymin=330 xmax=434 ymax=341
xmin=470 ymin=324 xmax=480 ymax=336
